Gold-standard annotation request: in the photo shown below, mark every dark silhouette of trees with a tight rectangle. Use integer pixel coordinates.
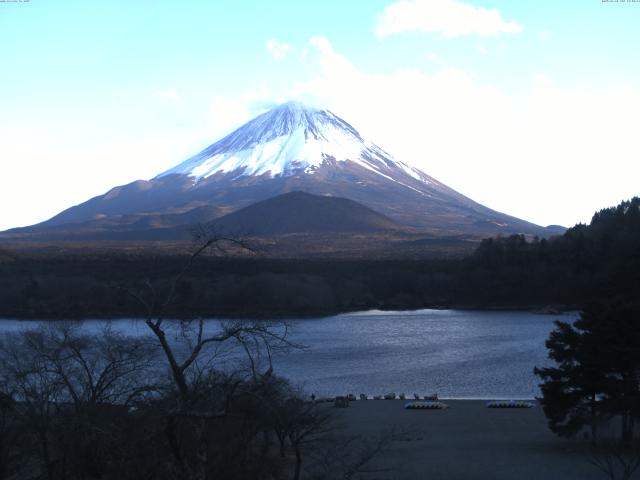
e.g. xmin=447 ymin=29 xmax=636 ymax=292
xmin=121 ymin=230 xmax=296 ymax=398
xmin=534 ymin=313 xmax=609 ymax=444
xmin=1 ymin=197 xmax=639 ymax=318
xmin=0 ymin=390 xmax=16 ymax=480
xmin=0 ymin=323 xmax=159 ymax=480
xmin=0 ymin=321 xmax=347 ymax=480
xmin=118 ymin=230 xmax=309 ymax=479
xmin=535 ymin=301 xmax=640 ymax=447
xmin=587 ymin=438 xmax=640 ymax=480
xmin=0 ymin=229 xmax=405 ymax=479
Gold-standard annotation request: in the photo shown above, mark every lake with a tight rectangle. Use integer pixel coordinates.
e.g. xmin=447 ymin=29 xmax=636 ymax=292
xmin=0 ymin=309 xmax=577 ymax=399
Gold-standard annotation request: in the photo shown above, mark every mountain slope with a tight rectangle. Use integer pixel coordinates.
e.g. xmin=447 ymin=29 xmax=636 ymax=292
xmin=210 ymin=191 xmax=403 ymax=235
xmin=157 ymin=101 xmax=424 ymax=182
xmin=5 ymin=101 xmax=558 ymax=240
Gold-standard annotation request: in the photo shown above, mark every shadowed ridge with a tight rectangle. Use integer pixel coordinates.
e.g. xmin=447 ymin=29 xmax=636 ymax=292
xmin=210 ymin=191 xmax=404 ymax=235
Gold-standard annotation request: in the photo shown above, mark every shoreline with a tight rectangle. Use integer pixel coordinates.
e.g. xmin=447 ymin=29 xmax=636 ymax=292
xmin=0 ymin=304 xmax=579 ymax=322
xmin=316 ymin=396 xmax=539 ymax=402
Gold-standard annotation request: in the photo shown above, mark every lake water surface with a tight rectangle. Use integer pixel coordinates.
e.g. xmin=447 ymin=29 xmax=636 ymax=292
xmin=0 ymin=309 xmax=577 ymax=399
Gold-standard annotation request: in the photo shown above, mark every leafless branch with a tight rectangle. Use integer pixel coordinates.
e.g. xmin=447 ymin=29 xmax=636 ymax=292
xmin=588 ymin=438 xmax=640 ymax=480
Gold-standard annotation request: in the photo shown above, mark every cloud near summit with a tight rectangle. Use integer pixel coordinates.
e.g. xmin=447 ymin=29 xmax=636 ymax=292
xmin=266 ymin=39 xmax=292 ymax=60
xmin=376 ymin=0 xmax=522 ymax=39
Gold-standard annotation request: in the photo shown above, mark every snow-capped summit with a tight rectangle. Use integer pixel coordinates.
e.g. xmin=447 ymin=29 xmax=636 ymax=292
xmin=158 ymin=101 xmax=426 ymax=184
xmin=17 ymin=100 xmax=554 ymax=241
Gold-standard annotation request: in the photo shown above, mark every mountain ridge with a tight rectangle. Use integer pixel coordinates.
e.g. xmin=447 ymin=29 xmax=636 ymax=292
xmin=3 ymin=101 xmax=561 ymax=242
xmin=156 ymin=101 xmax=424 ymax=182
xmin=210 ymin=191 xmax=405 ymax=235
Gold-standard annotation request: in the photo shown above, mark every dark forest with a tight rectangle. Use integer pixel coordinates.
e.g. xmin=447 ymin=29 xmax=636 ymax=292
xmin=1 ymin=198 xmax=638 ymax=320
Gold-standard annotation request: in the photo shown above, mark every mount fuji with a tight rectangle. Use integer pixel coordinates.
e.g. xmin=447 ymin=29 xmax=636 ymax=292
xmin=5 ymin=101 xmax=560 ymax=244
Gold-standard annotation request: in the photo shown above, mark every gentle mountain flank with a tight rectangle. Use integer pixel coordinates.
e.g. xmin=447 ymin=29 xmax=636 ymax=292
xmin=210 ymin=191 xmax=404 ymax=235
xmin=2 ymin=101 xmax=559 ymax=241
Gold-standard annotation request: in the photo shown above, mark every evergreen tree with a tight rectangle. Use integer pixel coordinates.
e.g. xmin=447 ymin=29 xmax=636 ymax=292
xmin=593 ymin=302 xmax=640 ymax=446
xmin=535 ymin=302 xmax=640 ymax=445
xmin=535 ymin=314 xmax=608 ymax=444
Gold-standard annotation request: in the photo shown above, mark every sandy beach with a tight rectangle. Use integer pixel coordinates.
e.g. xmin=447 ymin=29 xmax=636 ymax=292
xmin=329 ymin=400 xmax=604 ymax=480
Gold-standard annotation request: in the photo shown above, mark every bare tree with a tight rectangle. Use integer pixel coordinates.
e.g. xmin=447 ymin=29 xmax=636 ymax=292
xmin=1 ymin=327 xmax=71 ymax=480
xmin=588 ymin=438 xmax=640 ymax=480
xmin=17 ymin=323 xmax=159 ymax=407
xmin=123 ymin=227 xmax=295 ymax=404
xmin=285 ymin=399 xmax=333 ymax=480
xmin=121 ymin=228 xmax=300 ymax=480
xmin=0 ymin=323 xmax=160 ymax=480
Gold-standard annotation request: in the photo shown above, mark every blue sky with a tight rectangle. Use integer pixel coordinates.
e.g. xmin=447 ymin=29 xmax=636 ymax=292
xmin=1 ymin=0 xmax=639 ymax=230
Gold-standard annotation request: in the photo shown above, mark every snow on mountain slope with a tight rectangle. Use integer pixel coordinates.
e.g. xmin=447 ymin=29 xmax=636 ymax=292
xmin=11 ymin=100 xmax=555 ymax=239
xmin=158 ymin=101 xmax=429 ymax=187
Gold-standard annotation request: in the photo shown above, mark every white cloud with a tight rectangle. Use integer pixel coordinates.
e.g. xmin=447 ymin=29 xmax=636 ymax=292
xmin=475 ymin=44 xmax=488 ymax=56
xmin=376 ymin=0 xmax=522 ymax=39
xmin=7 ymin=35 xmax=634 ymax=231
xmin=206 ymin=89 xmax=275 ymax=139
xmin=265 ymin=38 xmax=292 ymax=60
xmin=283 ymin=37 xmax=639 ymax=227
xmin=425 ymin=51 xmax=451 ymax=67
xmin=532 ymin=73 xmax=553 ymax=88
xmin=157 ymin=89 xmax=180 ymax=101
xmin=133 ymin=38 xmax=640 ymax=228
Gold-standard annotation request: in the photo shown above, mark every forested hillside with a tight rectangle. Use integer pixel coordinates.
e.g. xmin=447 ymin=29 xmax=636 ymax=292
xmin=0 ymin=198 xmax=637 ymax=319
